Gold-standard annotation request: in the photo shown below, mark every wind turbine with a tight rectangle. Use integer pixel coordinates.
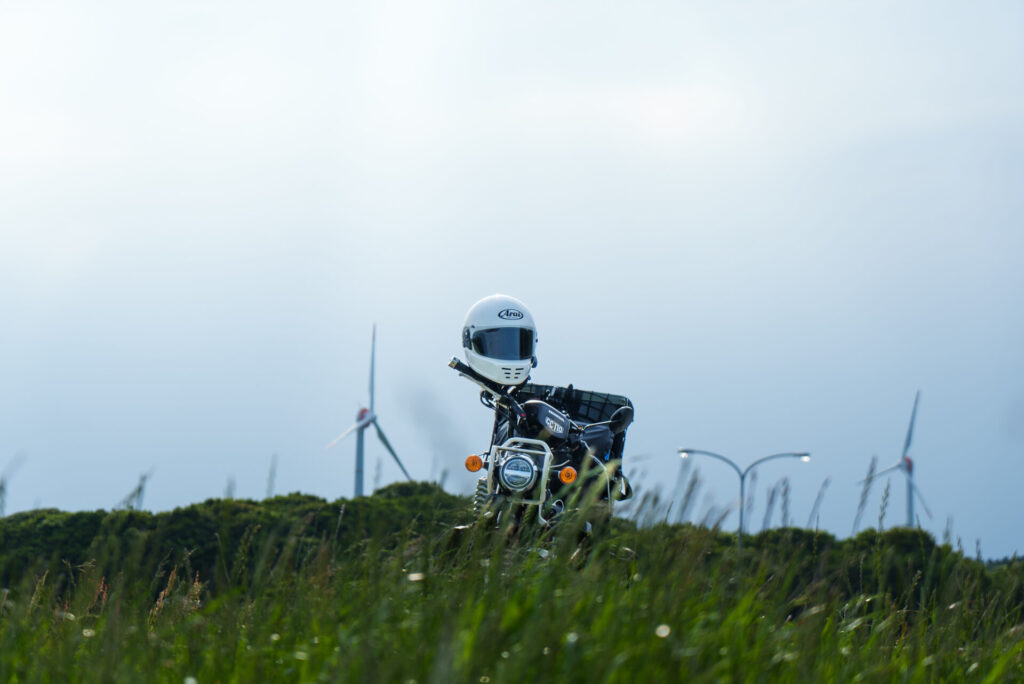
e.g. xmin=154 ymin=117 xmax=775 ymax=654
xmin=325 ymin=325 xmax=412 ymax=497
xmin=864 ymin=390 xmax=933 ymax=527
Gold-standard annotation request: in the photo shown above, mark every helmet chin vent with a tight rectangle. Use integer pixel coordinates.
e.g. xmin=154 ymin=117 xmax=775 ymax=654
xmin=502 ymin=367 xmax=525 ymax=382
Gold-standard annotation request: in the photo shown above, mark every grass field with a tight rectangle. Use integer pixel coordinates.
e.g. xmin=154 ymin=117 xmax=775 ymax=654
xmin=2 ymin=483 xmax=1023 ymax=682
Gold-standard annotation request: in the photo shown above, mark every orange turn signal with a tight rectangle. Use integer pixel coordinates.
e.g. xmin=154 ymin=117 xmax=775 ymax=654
xmin=559 ymin=467 xmax=578 ymax=484
xmin=465 ymin=455 xmax=483 ymax=472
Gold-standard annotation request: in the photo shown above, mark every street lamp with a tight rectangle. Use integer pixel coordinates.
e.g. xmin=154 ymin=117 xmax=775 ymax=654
xmin=677 ymin=449 xmax=810 ymax=552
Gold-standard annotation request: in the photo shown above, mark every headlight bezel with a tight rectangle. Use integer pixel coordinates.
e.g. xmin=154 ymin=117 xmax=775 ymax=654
xmin=497 ymin=454 xmax=538 ymax=492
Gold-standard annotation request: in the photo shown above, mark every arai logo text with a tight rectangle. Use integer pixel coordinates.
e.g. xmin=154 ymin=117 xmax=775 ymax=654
xmin=498 ymin=308 xmax=524 ymax=320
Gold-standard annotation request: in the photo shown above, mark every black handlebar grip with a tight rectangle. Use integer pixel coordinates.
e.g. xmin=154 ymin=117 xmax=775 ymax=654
xmin=449 ymin=356 xmax=472 ymax=374
xmin=449 ymin=356 xmax=507 ymax=396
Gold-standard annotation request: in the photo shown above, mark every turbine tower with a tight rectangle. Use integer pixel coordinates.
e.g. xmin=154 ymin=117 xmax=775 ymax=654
xmin=869 ymin=391 xmax=933 ymax=527
xmin=326 ymin=325 xmax=412 ymax=497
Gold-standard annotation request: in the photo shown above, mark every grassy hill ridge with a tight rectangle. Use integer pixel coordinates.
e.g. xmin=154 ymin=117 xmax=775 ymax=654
xmin=2 ymin=484 xmax=1024 ymax=681
xmin=0 ymin=482 xmax=468 ymax=596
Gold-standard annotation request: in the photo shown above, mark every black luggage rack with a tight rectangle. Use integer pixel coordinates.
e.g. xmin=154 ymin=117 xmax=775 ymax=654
xmin=515 ymin=384 xmax=633 ymax=426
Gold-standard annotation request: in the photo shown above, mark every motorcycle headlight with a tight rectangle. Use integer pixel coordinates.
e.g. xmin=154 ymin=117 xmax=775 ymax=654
xmin=498 ymin=455 xmax=538 ymax=492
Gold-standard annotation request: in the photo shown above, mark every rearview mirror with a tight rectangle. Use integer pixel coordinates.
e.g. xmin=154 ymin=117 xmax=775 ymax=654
xmin=608 ymin=406 xmax=633 ymax=435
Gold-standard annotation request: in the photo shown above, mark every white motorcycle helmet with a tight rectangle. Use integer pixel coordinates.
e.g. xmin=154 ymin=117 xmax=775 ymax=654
xmin=462 ymin=294 xmax=538 ymax=386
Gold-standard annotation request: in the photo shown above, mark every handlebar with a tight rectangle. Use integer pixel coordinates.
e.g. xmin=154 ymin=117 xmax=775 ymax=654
xmin=448 ymin=357 xmax=503 ymax=394
xmin=449 ymin=356 xmax=526 ymax=422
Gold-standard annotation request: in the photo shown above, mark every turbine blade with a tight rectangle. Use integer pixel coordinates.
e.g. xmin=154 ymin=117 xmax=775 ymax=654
xmin=902 ymin=390 xmax=920 ymax=459
xmin=860 ymin=463 xmax=902 ymax=482
xmin=369 ymin=324 xmax=376 ymax=413
xmin=373 ymin=420 xmax=412 ymax=481
xmin=325 ymin=422 xmax=360 ymax=450
xmin=910 ymin=480 xmax=933 ymax=519
xmin=880 ymin=462 xmax=905 ymax=475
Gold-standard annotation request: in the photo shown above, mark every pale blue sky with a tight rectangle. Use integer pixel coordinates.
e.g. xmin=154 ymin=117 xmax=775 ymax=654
xmin=2 ymin=1 xmax=1022 ymax=557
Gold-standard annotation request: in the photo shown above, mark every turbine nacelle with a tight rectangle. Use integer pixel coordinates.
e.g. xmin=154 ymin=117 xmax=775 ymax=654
xmin=874 ymin=455 xmax=913 ymax=478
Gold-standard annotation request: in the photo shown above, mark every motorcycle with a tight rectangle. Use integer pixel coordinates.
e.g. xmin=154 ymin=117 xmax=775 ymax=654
xmin=449 ymin=356 xmax=634 ymax=527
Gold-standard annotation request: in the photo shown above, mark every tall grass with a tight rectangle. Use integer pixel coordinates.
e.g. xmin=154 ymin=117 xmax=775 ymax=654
xmin=2 ymin=484 xmax=1024 ymax=682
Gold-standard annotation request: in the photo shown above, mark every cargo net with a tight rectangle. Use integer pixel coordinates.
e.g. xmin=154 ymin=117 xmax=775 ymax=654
xmin=516 ymin=384 xmax=633 ymax=465
xmin=515 ymin=384 xmax=633 ymax=426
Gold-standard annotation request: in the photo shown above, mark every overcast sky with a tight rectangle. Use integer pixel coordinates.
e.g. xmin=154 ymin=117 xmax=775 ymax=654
xmin=2 ymin=1 xmax=1022 ymax=558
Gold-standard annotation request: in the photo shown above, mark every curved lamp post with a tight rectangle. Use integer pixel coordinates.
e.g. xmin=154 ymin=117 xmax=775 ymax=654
xmin=678 ymin=449 xmax=810 ymax=552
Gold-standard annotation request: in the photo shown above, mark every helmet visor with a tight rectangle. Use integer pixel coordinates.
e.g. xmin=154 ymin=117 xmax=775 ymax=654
xmin=470 ymin=327 xmax=534 ymax=361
